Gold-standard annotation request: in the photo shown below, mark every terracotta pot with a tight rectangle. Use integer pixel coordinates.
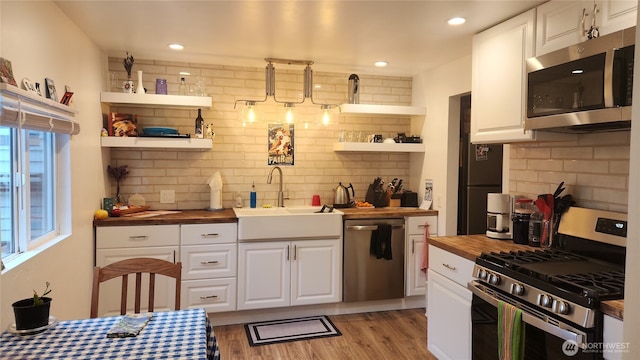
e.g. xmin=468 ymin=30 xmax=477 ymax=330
xmin=12 ymin=297 xmax=51 ymax=330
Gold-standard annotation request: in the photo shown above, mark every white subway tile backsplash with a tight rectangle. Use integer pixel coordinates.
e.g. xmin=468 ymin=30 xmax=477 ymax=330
xmin=107 ymin=57 xmax=413 ymax=209
xmin=510 ymin=133 xmax=629 ymax=212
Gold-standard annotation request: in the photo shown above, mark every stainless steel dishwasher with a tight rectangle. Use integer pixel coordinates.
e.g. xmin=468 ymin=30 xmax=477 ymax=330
xmin=343 ymin=218 xmax=405 ymax=302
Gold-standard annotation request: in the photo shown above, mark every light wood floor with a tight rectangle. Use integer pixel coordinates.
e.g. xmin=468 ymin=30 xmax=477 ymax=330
xmin=213 ymin=308 xmax=438 ymax=360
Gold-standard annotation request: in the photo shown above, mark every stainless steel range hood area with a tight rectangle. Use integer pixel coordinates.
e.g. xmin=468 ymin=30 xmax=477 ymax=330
xmin=524 ymin=27 xmax=635 ymax=133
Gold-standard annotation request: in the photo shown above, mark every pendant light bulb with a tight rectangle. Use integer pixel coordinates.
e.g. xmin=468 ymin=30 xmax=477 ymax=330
xmin=282 ymin=103 xmax=296 ymax=124
xmin=320 ymin=105 xmax=333 ymax=125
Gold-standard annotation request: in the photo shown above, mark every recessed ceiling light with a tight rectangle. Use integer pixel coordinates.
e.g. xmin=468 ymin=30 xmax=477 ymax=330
xmin=169 ymin=43 xmax=184 ymax=50
xmin=374 ymin=61 xmax=388 ymax=67
xmin=447 ymin=17 xmax=466 ymax=26
xmin=572 ymin=69 xmax=584 ymax=74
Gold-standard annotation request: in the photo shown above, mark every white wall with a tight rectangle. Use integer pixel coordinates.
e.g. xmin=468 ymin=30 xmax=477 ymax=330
xmin=412 ymin=55 xmax=472 ymax=236
xmin=0 ymin=0 xmax=105 ymax=327
xmin=622 ymin=9 xmax=640 ymax=358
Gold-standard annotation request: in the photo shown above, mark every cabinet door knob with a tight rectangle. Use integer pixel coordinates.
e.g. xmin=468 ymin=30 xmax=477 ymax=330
xmin=200 ymin=260 xmax=220 ymax=265
xmin=129 ymin=235 xmax=148 ymax=240
xmin=199 ymin=295 xmax=219 ymax=300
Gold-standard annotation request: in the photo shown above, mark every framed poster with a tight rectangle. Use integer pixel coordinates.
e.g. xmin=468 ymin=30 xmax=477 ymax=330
xmin=267 ymin=123 xmax=294 ymax=165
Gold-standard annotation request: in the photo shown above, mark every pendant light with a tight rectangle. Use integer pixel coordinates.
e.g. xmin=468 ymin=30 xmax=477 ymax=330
xmin=233 ymin=58 xmax=338 ymax=126
xmin=240 ymin=101 xmax=261 ymax=126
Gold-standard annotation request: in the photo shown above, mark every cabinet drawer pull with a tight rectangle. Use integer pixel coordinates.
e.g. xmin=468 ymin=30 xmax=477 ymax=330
xmin=200 ymin=233 xmax=220 ymax=238
xmin=128 ymin=235 xmax=148 ymax=240
xmin=442 ymin=263 xmax=456 ymax=271
xmin=200 ymin=295 xmax=219 ymax=300
xmin=200 ymin=260 xmax=220 ymax=265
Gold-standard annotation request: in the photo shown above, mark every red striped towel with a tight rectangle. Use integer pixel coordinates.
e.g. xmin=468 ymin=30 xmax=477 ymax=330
xmin=498 ymin=300 xmax=525 ymax=360
xmin=420 ymin=222 xmax=429 ymax=274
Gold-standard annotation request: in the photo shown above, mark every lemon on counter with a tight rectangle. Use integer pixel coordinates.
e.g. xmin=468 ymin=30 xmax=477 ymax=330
xmin=94 ymin=209 xmax=109 ymax=220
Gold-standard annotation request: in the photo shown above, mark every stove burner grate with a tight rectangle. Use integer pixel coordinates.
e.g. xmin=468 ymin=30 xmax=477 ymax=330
xmin=478 ymin=249 xmax=625 ymax=300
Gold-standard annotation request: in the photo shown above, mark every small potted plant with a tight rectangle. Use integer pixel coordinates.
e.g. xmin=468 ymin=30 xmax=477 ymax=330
xmin=12 ymin=282 xmax=52 ymax=331
xmin=107 ymin=164 xmax=129 ymax=205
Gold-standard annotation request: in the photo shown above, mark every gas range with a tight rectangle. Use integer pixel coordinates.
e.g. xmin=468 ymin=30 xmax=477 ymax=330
xmin=471 ymin=207 xmax=627 ymax=329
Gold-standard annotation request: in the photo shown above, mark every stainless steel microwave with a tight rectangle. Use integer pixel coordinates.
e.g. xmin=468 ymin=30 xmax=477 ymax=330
xmin=524 ymin=27 xmax=635 ymax=132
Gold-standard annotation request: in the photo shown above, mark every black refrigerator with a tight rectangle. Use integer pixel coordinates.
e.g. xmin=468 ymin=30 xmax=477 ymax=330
xmin=457 ymin=134 xmax=503 ymax=235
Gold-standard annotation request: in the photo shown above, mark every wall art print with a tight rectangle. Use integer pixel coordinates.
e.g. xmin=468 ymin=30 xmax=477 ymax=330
xmin=267 ymin=123 xmax=294 ymax=166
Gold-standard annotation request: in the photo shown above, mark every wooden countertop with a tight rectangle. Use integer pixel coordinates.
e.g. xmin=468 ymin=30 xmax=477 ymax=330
xmin=93 ymin=207 xmax=435 ymax=226
xmin=93 ymin=209 xmax=238 ymax=226
xmin=340 ymin=207 xmax=437 ymax=219
xmin=427 ymin=234 xmax=624 ymax=320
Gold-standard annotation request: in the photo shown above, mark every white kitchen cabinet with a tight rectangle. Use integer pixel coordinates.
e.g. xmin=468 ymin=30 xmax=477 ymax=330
xmin=427 ymin=245 xmax=474 ymax=360
xmin=405 ymin=216 xmax=438 ymax=296
xmin=536 ymin=0 xmax=637 ymax=56
xmin=603 ymin=315 xmax=624 ymax=360
xmin=237 ymin=238 xmax=341 ymax=310
xmin=100 ymin=91 xmax=212 ymax=149
xmin=471 ymin=9 xmax=537 ymax=144
xmin=180 ymin=223 xmax=237 ymax=313
xmin=95 ymin=225 xmax=180 ymax=317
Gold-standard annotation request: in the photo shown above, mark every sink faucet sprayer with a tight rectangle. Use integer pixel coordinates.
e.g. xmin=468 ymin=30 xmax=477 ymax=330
xmin=267 ymin=166 xmax=284 ymax=207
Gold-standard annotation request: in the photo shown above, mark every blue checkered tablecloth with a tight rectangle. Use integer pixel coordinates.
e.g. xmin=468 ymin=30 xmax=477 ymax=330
xmin=0 ymin=308 xmax=220 ymax=359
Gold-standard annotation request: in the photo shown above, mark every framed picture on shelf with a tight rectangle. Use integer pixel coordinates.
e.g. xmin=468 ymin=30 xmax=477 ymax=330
xmin=45 ymin=77 xmax=58 ymax=101
xmin=108 ymin=112 xmax=138 ymax=137
xmin=22 ymin=78 xmax=38 ymax=94
xmin=0 ymin=57 xmax=17 ymax=86
xmin=60 ymin=91 xmax=73 ymax=105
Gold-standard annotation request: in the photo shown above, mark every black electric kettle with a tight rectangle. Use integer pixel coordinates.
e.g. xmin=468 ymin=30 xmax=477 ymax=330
xmin=333 ymin=182 xmax=355 ymax=208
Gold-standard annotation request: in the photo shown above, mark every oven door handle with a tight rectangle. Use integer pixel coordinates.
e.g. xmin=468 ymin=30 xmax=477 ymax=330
xmin=468 ymin=281 xmax=587 ymax=349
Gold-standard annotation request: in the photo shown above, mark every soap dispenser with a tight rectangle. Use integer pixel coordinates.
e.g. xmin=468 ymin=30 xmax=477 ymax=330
xmin=250 ymin=182 xmax=257 ymax=208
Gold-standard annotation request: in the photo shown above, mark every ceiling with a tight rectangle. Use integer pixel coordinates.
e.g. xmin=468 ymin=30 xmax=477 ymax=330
xmin=54 ymin=0 xmax=545 ymax=77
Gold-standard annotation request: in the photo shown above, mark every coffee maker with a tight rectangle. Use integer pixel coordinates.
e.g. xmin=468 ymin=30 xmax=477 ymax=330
xmin=486 ymin=193 xmax=512 ymax=240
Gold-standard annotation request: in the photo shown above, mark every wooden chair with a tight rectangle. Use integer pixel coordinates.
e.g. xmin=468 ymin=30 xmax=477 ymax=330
xmin=90 ymin=257 xmax=182 ymax=318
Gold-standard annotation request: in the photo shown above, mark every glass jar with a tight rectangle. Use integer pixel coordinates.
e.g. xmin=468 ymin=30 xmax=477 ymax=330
xmin=528 ymin=205 xmax=544 ymax=247
xmin=512 ymin=198 xmax=534 ymax=245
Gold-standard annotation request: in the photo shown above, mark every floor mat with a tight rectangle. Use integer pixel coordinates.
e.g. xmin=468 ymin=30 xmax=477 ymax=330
xmin=244 ymin=315 xmax=341 ymax=346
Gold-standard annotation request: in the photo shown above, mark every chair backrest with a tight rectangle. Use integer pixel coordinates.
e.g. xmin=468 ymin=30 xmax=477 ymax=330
xmin=90 ymin=258 xmax=182 ymax=318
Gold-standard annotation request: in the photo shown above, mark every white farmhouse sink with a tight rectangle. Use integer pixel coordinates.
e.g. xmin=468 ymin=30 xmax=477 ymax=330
xmin=234 ymin=206 xmax=343 ymax=241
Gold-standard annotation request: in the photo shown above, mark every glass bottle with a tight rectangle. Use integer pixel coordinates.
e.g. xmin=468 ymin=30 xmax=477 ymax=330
xmin=194 ymin=109 xmax=204 ymax=139
xmin=528 ymin=205 xmax=543 ymax=247
xmin=178 ymin=77 xmax=187 ymax=95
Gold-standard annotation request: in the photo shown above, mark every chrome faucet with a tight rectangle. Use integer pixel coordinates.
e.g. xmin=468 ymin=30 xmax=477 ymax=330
xmin=267 ymin=166 xmax=284 ymax=207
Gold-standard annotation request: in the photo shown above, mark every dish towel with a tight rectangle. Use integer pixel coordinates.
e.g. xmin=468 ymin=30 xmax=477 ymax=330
xmin=420 ymin=222 xmax=430 ymax=274
xmin=370 ymin=224 xmax=393 ymax=260
xmin=498 ymin=300 xmax=525 ymax=360
xmin=107 ymin=313 xmax=153 ymax=338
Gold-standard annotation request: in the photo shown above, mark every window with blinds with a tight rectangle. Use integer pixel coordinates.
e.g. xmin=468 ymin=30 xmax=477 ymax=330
xmin=0 ymin=84 xmax=77 ymax=262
